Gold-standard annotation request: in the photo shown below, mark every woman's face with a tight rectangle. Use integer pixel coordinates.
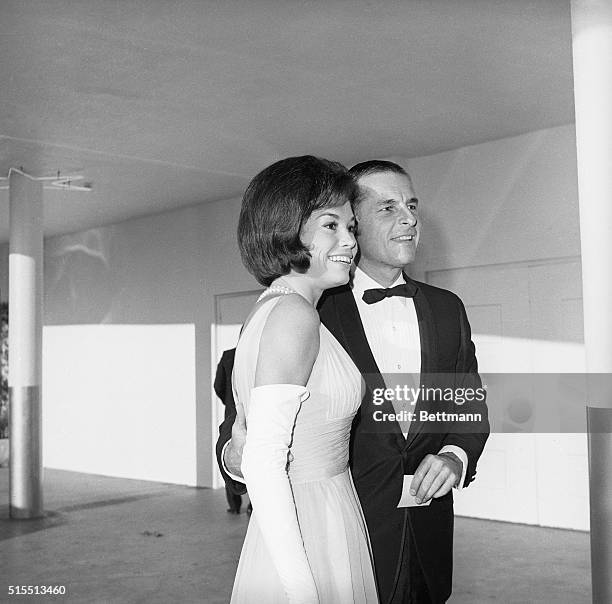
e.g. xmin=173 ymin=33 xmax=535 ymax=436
xmin=299 ymin=201 xmax=357 ymax=289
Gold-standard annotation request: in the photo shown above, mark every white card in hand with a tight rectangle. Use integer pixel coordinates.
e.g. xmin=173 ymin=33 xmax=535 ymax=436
xmin=397 ymin=475 xmax=432 ymax=508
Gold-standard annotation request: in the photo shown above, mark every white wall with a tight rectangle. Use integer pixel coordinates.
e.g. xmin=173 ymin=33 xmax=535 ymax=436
xmin=401 ymin=124 xmax=580 ymax=276
xmin=43 ymin=323 xmax=198 ymax=484
xmin=40 ymin=198 xmax=255 ymax=486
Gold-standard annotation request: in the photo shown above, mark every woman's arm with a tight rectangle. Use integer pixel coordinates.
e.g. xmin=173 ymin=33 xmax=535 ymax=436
xmin=241 ymin=295 xmax=320 ymax=603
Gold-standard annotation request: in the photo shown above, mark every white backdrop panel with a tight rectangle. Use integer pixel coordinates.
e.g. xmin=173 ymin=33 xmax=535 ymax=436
xmin=42 ymin=324 xmax=197 ymax=485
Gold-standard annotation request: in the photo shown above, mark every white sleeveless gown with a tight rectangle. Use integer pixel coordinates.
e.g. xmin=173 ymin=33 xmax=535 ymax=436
xmin=230 ymin=296 xmax=378 ymax=603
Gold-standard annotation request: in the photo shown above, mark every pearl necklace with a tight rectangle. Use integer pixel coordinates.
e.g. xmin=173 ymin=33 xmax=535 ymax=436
xmin=258 ymin=285 xmax=296 ymax=301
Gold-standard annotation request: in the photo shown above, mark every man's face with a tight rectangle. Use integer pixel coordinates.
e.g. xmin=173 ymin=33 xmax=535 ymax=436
xmin=354 ymin=171 xmax=420 ymax=276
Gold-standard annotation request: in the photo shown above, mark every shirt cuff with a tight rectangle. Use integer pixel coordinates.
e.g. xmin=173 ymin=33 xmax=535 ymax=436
xmin=439 ymin=445 xmax=468 ymax=490
xmin=221 ymin=440 xmax=246 ymax=484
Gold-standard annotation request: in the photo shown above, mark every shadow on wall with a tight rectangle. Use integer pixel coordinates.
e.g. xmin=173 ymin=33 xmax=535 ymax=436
xmin=45 ymin=229 xmax=120 ymax=325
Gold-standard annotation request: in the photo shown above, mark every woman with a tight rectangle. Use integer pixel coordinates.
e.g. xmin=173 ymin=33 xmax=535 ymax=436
xmin=230 ymin=156 xmax=378 ymax=603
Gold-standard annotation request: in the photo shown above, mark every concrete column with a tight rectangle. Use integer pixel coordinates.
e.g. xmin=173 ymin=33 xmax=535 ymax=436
xmin=571 ymin=1 xmax=612 ymax=601
xmin=8 ymin=168 xmax=44 ymax=519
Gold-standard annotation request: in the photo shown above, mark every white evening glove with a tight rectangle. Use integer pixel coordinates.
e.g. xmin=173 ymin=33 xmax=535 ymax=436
xmin=241 ymin=384 xmax=319 ymax=604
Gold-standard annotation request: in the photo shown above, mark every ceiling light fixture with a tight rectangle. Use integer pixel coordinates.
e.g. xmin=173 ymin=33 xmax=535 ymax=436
xmin=0 ymin=170 xmax=93 ymax=192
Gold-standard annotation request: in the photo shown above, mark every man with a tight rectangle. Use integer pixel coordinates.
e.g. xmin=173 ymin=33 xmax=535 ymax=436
xmin=217 ymin=160 xmax=489 ymax=603
xmin=214 ymin=347 xmax=251 ymax=515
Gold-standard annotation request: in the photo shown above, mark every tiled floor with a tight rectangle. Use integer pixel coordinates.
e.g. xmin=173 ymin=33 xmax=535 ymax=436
xmin=0 ymin=468 xmax=591 ymax=603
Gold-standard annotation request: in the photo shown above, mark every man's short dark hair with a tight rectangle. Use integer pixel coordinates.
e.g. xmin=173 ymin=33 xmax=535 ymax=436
xmin=348 ymin=160 xmax=410 ymax=209
xmin=238 ymin=155 xmax=357 ymax=286
xmin=349 ymin=159 xmax=408 ymax=180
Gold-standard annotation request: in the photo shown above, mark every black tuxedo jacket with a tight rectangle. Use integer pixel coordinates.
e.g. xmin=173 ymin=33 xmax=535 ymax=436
xmin=318 ymin=275 xmax=489 ymax=604
xmin=214 ymin=348 xmax=236 ymax=410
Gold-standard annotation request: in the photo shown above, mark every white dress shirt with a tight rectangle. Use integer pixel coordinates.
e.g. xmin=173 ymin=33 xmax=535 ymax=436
xmin=352 ymin=268 xmax=421 ymax=382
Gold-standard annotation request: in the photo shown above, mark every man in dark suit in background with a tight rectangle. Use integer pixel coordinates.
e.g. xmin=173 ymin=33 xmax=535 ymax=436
xmin=218 ymin=160 xmax=489 ymax=603
xmin=214 ymin=348 xmax=245 ymax=514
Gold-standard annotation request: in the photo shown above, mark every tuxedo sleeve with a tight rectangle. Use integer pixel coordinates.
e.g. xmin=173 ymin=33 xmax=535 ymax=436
xmin=215 ymin=403 xmax=247 ymax=496
xmin=214 ymin=354 xmax=247 ymax=496
xmin=441 ymin=295 xmax=490 ymax=487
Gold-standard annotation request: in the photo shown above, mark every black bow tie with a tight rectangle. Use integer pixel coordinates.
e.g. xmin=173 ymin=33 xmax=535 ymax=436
xmin=362 ymin=282 xmax=419 ymax=304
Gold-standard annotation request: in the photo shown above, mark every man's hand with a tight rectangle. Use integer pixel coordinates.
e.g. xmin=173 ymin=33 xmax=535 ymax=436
xmin=410 ymin=452 xmax=463 ymax=504
xmin=224 ymin=402 xmax=247 ymax=479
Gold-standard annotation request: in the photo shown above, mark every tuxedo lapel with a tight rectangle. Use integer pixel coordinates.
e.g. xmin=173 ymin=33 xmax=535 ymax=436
xmin=404 ymin=274 xmax=439 ymax=450
xmin=330 ymin=285 xmax=379 ymax=376
xmin=325 ymin=285 xmax=406 ymax=446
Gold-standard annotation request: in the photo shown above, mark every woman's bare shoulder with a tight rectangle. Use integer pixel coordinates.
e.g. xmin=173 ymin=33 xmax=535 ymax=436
xmin=256 ymin=294 xmax=320 ymax=387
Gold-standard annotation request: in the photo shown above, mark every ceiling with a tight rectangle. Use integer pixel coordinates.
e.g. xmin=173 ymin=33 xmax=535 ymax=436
xmin=0 ymin=0 xmax=575 ymax=244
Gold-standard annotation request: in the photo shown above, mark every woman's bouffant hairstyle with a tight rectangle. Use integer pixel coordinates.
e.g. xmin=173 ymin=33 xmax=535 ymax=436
xmin=238 ymin=155 xmax=357 ymax=286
